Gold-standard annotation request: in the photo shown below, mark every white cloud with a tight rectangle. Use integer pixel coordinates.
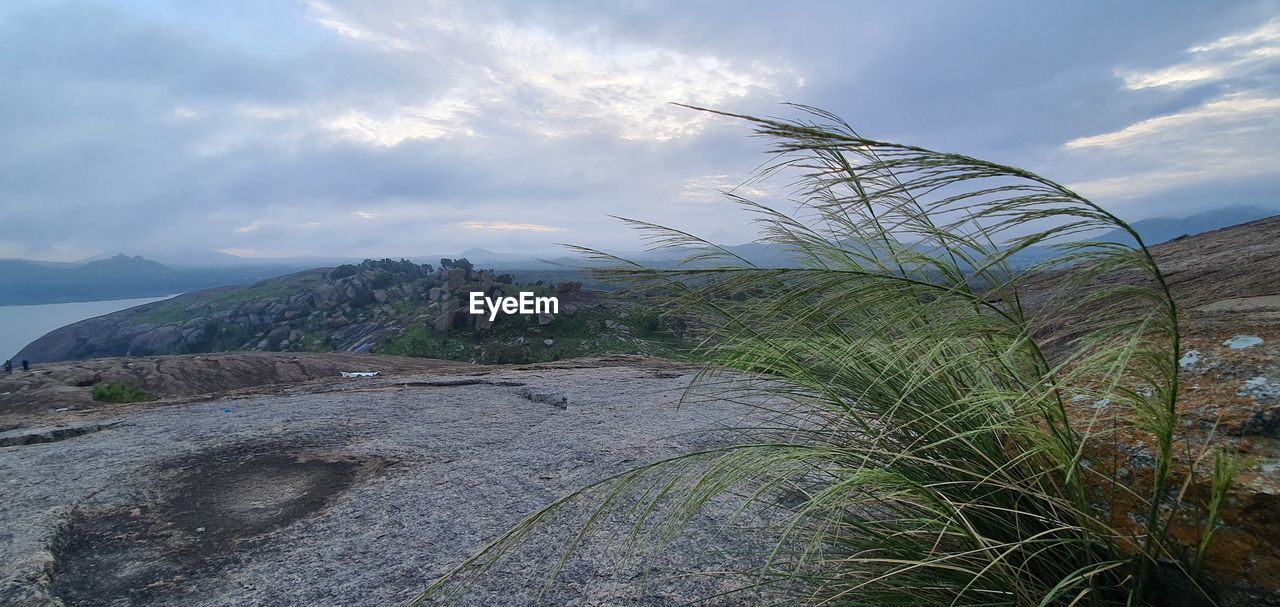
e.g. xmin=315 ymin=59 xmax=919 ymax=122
xmin=459 ymin=221 xmax=564 ymax=232
xmin=185 ymin=2 xmax=796 ymax=151
xmin=1062 ymin=17 xmax=1280 ymax=201
xmin=1189 ymin=18 xmax=1280 ymax=53
xmin=1119 ymin=17 xmax=1280 ymax=90
xmin=299 ymin=2 xmax=796 ymax=144
xmin=1065 ymin=95 xmax=1280 ymax=150
xmin=234 ymin=221 xmax=265 ymax=233
xmin=1067 ymin=169 xmax=1216 ymax=200
xmin=679 ymin=174 xmax=767 ymax=202
xmin=483 ymin=23 xmax=789 ymax=141
xmin=1064 ymin=94 xmax=1280 ymax=199
xmin=1121 ymin=65 xmax=1228 ymax=90
xmin=323 ymin=96 xmax=477 ymax=146
xmin=305 ymin=0 xmax=416 ymax=52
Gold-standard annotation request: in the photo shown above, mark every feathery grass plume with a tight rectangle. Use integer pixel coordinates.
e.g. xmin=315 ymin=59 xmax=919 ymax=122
xmin=411 ymin=105 xmax=1234 ymax=606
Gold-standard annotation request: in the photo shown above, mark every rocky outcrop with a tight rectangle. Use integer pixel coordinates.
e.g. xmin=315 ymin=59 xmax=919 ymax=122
xmin=1021 ymin=216 xmax=1280 ymax=604
xmin=14 ymin=261 xmax=547 ymax=363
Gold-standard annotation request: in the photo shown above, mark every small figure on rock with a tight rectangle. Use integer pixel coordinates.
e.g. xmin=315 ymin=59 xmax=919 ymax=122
xmin=21 ymin=359 xmax=29 ymax=372
xmin=3 ymin=359 xmax=11 ymax=374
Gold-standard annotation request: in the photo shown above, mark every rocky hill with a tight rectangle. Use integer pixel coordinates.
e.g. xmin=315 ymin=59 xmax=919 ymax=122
xmin=16 ymin=258 xmax=686 ymax=365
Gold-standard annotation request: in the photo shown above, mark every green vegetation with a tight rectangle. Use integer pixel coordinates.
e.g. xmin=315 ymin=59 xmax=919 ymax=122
xmin=132 ymin=271 xmax=322 ymax=324
xmin=381 ymin=295 xmax=689 ymax=364
xmin=91 ymin=382 xmax=157 ymax=404
xmin=416 ymin=106 xmax=1234 ymax=605
xmin=439 ymin=257 xmax=474 ymax=271
xmin=330 ymin=264 xmax=359 ymax=279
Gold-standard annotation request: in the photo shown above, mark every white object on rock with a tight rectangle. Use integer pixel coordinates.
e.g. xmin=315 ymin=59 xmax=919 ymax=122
xmin=1223 ymin=335 xmax=1264 ymax=350
xmin=340 ymin=371 xmax=379 ymax=378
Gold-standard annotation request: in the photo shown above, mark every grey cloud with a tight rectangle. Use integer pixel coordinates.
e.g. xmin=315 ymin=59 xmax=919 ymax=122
xmin=1 ymin=0 xmax=1277 ymax=261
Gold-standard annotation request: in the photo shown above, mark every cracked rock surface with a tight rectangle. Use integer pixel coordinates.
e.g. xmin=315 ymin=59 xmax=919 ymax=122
xmin=1 ymin=357 xmax=771 ymax=606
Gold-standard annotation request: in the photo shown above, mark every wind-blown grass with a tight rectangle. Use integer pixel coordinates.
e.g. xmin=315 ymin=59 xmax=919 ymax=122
xmin=412 ymin=105 xmax=1234 ymax=606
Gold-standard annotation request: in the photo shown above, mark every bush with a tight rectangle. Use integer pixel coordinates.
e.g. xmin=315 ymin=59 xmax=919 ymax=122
xmin=330 ymin=264 xmax=358 ymax=280
xmin=477 ymin=341 xmax=538 ymax=364
xmin=439 ymin=257 xmax=473 ymax=272
xmin=632 ymin=311 xmax=662 ymax=336
xmin=91 ymin=382 xmax=157 ymax=404
xmin=360 ymin=258 xmax=433 ymax=277
xmin=382 ymin=327 xmax=457 ymax=359
xmin=418 ymin=106 xmax=1234 ymax=606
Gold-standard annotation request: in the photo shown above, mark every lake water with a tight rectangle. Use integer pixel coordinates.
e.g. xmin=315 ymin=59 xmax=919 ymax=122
xmin=0 ymin=295 xmax=176 ymax=361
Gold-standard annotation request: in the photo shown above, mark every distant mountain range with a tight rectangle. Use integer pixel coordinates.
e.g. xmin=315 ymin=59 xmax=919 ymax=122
xmin=0 ymin=255 xmax=298 ymax=306
xmin=2 ymin=206 xmax=1274 ymax=306
xmin=1095 ymin=206 xmax=1278 ymax=245
xmin=535 ymin=205 xmax=1280 ymax=270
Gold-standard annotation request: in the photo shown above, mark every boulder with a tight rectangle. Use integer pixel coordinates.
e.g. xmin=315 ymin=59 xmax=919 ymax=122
xmin=325 ymin=316 xmax=350 ymax=329
xmin=181 ymin=327 xmax=207 ymax=348
xmin=432 ymin=312 xmax=454 ymax=333
xmin=267 ymin=325 xmax=291 ymax=343
xmin=313 ymin=284 xmax=340 ymax=310
xmin=127 ymin=326 xmax=184 ymax=356
xmin=446 ymin=268 xmax=466 ymax=293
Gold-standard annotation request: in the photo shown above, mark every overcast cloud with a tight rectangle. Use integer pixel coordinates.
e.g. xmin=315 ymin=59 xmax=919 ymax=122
xmin=1 ymin=0 xmax=1278 ymax=261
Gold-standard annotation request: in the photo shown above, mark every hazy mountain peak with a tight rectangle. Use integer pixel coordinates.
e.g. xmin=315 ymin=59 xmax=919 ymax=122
xmin=1107 ymin=205 xmax=1278 ymax=246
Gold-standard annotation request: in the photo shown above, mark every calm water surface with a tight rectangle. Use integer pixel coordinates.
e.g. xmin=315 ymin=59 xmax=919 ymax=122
xmin=0 ymin=295 xmax=175 ymax=361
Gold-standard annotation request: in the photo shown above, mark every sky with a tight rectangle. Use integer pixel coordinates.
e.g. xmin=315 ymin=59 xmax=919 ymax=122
xmin=1 ymin=1 xmax=1278 ymax=262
